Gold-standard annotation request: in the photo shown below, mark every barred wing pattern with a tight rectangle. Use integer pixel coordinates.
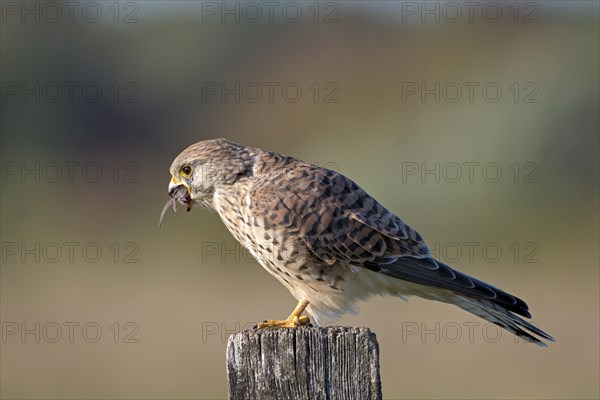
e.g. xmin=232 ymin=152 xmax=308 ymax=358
xmin=250 ymin=159 xmax=554 ymax=345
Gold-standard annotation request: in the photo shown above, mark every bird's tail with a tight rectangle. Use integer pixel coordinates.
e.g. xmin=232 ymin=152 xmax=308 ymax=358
xmin=451 ymin=295 xmax=555 ymax=347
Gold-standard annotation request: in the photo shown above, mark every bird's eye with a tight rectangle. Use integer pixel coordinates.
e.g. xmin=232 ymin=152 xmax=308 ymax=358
xmin=181 ymin=165 xmax=193 ymax=177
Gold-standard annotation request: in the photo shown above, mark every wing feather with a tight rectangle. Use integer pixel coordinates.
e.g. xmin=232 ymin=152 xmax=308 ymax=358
xmin=250 ymin=161 xmax=530 ymax=317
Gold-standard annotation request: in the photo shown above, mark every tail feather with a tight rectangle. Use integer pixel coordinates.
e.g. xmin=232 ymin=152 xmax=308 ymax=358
xmin=453 ymin=295 xmax=555 ymax=347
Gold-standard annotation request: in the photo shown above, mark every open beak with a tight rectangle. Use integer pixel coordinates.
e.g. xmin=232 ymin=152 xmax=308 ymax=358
xmin=168 ymin=176 xmax=191 ymax=197
xmin=160 ymin=176 xmax=194 ymax=228
xmin=166 ymin=176 xmax=194 ymax=213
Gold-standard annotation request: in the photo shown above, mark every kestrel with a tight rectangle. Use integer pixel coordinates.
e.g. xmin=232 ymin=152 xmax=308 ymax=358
xmin=162 ymin=139 xmax=554 ymax=346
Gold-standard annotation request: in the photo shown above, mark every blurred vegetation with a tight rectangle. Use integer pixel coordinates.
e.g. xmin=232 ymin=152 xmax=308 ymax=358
xmin=1 ymin=2 xmax=598 ymax=399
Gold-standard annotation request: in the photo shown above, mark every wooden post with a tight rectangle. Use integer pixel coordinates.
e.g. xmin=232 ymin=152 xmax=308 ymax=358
xmin=226 ymin=326 xmax=382 ymax=400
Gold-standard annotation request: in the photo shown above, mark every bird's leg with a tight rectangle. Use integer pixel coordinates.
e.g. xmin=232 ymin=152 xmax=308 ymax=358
xmin=257 ymin=299 xmax=311 ymax=329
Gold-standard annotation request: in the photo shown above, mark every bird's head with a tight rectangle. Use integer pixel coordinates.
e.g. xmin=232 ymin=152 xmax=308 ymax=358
xmin=166 ymin=138 xmax=255 ymax=211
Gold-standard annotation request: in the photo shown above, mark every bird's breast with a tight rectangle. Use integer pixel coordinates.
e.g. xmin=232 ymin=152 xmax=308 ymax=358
xmin=212 ymin=187 xmax=356 ymax=314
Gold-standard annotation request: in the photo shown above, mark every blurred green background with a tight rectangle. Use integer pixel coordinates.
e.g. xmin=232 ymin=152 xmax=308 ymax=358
xmin=1 ymin=1 xmax=598 ymax=399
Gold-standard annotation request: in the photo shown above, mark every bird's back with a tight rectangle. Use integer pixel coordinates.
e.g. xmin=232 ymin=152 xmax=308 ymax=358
xmin=209 ymin=146 xmax=554 ymax=345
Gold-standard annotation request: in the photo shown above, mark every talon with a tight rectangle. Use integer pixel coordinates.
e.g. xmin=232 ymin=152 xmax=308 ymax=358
xmin=256 ymin=300 xmax=311 ymax=329
xmin=256 ymin=318 xmax=299 ymax=329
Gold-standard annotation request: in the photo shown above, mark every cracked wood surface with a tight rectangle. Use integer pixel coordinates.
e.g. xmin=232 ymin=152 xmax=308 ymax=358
xmin=226 ymin=327 xmax=382 ymax=400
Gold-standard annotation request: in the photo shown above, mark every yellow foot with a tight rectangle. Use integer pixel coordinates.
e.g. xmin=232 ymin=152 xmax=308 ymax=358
xmin=256 ymin=299 xmax=310 ymax=329
xmin=257 ymin=315 xmax=311 ymax=329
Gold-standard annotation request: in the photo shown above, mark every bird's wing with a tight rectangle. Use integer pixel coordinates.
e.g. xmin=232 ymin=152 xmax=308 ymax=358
xmin=250 ymin=163 xmax=530 ymax=317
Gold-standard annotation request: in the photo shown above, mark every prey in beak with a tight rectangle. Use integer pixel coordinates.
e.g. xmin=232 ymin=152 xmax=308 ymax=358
xmin=159 ymin=177 xmax=193 ymax=228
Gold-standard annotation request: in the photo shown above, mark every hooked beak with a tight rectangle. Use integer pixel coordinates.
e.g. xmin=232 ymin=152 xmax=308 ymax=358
xmin=168 ymin=176 xmax=191 ymax=197
xmin=159 ymin=176 xmax=193 ymax=229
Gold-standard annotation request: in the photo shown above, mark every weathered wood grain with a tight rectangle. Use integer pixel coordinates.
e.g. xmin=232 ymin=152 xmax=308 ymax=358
xmin=226 ymin=326 xmax=382 ymax=400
